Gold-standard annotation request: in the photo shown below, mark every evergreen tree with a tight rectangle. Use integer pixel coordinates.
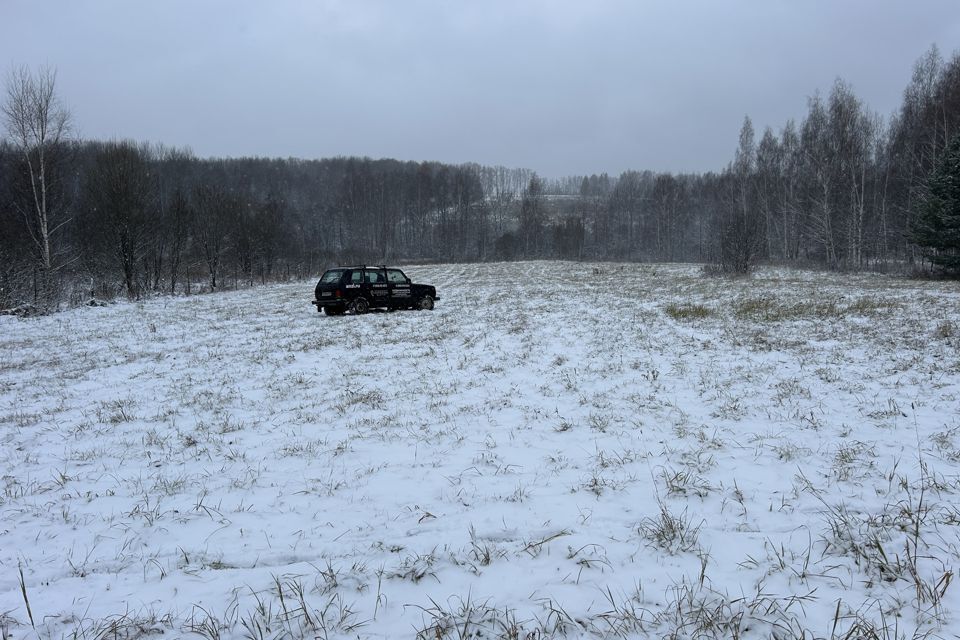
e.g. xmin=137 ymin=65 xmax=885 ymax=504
xmin=913 ymin=133 xmax=960 ymax=272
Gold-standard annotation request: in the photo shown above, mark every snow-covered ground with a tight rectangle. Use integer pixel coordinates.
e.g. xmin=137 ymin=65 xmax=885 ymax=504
xmin=2 ymin=261 xmax=960 ymax=639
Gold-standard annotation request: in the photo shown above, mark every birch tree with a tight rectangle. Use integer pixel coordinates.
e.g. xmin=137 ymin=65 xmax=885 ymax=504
xmin=1 ymin=66 xmax=71 ymax=306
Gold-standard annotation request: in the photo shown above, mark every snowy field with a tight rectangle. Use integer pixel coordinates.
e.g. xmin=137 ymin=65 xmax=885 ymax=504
xmin=2 ymin=261 xmax=960 ymax=639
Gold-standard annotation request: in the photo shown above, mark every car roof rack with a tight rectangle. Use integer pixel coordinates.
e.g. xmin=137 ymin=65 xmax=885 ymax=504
xmin=337 ymin=264 xmax=389 ymax=270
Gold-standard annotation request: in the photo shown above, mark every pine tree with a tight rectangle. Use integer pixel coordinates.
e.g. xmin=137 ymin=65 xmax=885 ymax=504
xmin=913 ymin=133 xmax=960 ymax=273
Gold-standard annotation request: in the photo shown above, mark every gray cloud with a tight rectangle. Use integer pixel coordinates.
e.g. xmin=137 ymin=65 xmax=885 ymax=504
xmin=3 ymin=0 xmax=959 ymax=177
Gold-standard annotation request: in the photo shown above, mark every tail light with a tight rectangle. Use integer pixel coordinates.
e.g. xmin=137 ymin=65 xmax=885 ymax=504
xmin=335 ymin=289 xmax=341 ymax=298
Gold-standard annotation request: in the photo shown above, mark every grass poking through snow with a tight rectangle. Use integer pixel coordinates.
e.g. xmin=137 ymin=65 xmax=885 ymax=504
xmin=1 ymin=261 xmax=959 ymax=638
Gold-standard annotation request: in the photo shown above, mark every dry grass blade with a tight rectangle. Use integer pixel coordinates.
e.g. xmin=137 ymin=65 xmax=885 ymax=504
xmin=17 ymin=563 xmax=34 ymax=630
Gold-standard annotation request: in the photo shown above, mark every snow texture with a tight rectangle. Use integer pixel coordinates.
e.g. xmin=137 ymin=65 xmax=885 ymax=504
xmin=1 ymin=261 xmax=960 ymax=639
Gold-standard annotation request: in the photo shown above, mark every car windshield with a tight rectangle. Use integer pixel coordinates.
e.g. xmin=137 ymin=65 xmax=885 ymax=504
xmin=319 ymin=269 xmax=344 ymax=284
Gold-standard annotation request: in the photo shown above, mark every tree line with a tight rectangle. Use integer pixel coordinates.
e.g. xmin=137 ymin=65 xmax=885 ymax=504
xmin=571 ymin=46 xmax=960 ymax=273
xmin=2 ymin=45 xmax=959 ymax=311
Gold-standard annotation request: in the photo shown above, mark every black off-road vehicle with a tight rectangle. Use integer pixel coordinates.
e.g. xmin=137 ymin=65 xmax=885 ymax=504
xmin=311 ymin=265 xmax=438 ymax=315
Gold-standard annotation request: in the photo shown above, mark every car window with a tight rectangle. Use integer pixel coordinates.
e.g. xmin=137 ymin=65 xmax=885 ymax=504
xmin=320 ymin=269 xmax=343 ymax=284
xmin=350 ymin=270 xmax=362 ymax=284
xmin=387 ymin=270 xmax=407 ymax=284
xmin=365 ymin=270 xmax=384 ymax=284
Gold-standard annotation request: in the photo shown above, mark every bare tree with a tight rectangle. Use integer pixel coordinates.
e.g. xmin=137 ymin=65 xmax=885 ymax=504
xmin=1 ymin=66 xmax=71 ymax=306
xmin=519 ymin=174 xmax=546 ymax=256
xmin=193 ymin=183 xmax=237 ymax=290
xmin=81 ymin=141 xmax=154 ymax=299
xmin=714 ymin=116 xmax=764 ymax=273
xmin=166 ymin=188 xmax=191 ymax=294
xmin=800 ymin=94 xmax=840 ymax=265
xmin=827 ymin=80 xmax=877 ymax=268
xmin=777 ymin=121 xmax=803 ymax=261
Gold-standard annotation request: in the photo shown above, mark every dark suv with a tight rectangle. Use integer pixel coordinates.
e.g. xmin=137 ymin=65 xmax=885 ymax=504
xmin=311 ymin=265 xmax=438 ymax=315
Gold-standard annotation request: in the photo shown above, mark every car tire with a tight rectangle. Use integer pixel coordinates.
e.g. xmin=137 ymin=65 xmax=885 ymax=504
xmin=417 ymin=295 xmax=434 ymax=311
xmin=351 ymin=297 xmax=370 ymax=314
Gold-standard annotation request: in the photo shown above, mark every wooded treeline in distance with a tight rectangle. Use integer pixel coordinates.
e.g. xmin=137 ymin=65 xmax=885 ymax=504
xmin=2 ymin=45 xmax=959 ymax=310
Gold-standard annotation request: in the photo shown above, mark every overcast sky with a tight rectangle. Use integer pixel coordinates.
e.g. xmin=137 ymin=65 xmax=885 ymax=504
xmin=3 ymin=1 xmax=960 ymax=177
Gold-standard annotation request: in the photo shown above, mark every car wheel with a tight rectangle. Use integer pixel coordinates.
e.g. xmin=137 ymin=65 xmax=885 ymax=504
xmin=351 ymin=297 xmax=370 ymax=314
xmin=417 ymin=295 xmax=434 ymax=311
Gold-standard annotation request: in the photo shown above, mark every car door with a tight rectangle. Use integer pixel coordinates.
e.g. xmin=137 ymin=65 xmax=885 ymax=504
xmin=387 ymin=269 xmax=412 ymax=306
xmin=365 ymin=268 xmax=389 ymax=305
xmin=344 ymin=269 xmax=363 ymax=301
